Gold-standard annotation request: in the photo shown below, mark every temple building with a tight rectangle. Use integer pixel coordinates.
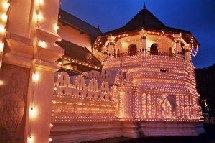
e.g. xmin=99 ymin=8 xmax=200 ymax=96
xmin=56 ymin=9 xmax=102 ymax=75
xmin=51 ymin=6 xmax=204 ymax=143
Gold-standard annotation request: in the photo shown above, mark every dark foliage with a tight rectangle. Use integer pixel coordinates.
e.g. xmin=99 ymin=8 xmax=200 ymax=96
xmin=195 ymin=64 xmax=215 ymax=116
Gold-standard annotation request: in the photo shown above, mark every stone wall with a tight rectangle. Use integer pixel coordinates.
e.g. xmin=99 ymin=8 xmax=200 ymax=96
xmin=51 ymin=121 xmax=122 ymax=143
xmin=0 ymin=63 xmax=30 ymax=143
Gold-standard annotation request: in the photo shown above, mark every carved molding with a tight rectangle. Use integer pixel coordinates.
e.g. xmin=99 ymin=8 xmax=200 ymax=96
xmin=4 ymin=31 xmax=63 ymax=71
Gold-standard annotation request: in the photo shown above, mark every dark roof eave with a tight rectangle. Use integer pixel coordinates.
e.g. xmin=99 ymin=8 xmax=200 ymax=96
xmin=59 ymin=9 xmax=103 ymax=37
xmin=59 ymin=19 xmax=98 ymax=38
xmin=56 ymin=39 xmax=102 ymax=66
xmin=101 ymin=7 xmax=199 ymax=47
xmin=104 ymin=25 xmax=191 ymax=35
xmin=103 ymin=26 xmax=199 ymax=46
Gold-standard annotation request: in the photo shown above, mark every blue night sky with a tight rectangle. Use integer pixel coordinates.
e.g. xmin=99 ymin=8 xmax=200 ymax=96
xmin=62 ymin=0 xmax=215 ymax=69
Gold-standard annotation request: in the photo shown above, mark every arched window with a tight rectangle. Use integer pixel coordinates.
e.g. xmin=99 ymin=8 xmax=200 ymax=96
xmin=150 ymin=44 xmax=158 ymax=55
xmin=117 ymin=49 xmax=120 ymax=57
xmin=128 ymin=44 xmax=137 ymax=56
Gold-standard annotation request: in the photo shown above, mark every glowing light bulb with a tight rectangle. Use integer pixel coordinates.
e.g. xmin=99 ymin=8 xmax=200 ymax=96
xmin=29 ymin=107 xmax=37 ymax=118
xmin=1 ymin=13 xmax=8 ymax=22
xmin=38 ymin=40 xmax=47 ymax=48
xmin=0 ymin=80 xmax=3 ymax=86
xmin=32 ymin=72 xmax=40 ymax=82
xmin=35 ymin=12 xmax=43 ymax=22
xmin=2 ymin=2 xmax=10 ymax=9
xmin=50 ymin=123 xmax=53 ymax=128
xmin=58 ymin=61 xmax=62 ymax=65
xmin=0 ymin=41 xmax=4 ymax=52
xmin=49 ymin=138 xmax=52 ymax=142
xmin=35 ymin=0 xmax=44 ymax=5
xmin=54 ymin=24 xmax=59 ymax=32
xmin=28 ymin=136 xmax=34 ymax=143
xmin=0 ymin=25 xmax=6 ymax=34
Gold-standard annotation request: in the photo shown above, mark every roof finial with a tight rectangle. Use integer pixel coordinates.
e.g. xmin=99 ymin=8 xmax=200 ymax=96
xmin=144 ymin=2 xmax=146 ymax=9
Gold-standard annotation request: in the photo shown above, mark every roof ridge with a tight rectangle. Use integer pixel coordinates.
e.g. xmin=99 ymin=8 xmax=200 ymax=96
xmin=60 ymin=9 xmax=100 ymax=31
xmin=59 ymin=9 xmax=102 ymax=36
xmin=56 ymin=39 xmax=101 ymax=67
xmin=124 ymin=8 xmax=165 ymax=28
xmin=60 ymin=39 xmax=90 ymax=52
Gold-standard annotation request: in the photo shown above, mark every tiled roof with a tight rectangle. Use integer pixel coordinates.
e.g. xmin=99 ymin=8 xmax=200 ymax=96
xmin=98 ymin=7 xmax=199 ymax=48
xmin=59 ymin=9 xmax=102 ymax=37
xmin=56 ymin=39 xmax=102 ymax=67
xmin=105 ymin=8 xmax=190 ymax=35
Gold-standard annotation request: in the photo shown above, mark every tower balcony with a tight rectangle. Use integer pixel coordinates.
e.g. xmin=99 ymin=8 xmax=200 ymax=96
xmin=104 ymin=51 xmax=189 ymax=69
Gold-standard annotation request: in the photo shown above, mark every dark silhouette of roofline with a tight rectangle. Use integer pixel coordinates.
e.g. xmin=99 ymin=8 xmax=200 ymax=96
xmin=102 ymin=7 xmax=199 ymax=47
xmin=56 ymin=39 xmax=101 ymax=67
xmin=59 ymin=9 xmax=102 ymax=37
xmin=105 ymin=8 xmax=190 ymax=35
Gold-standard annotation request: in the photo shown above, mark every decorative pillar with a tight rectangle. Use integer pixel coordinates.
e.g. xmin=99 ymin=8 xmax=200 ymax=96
xmin=184 ymin=45 xmax=191 ymax=61
xmin=185 ymin=50 xmax=191 ymax=61
xmin=0 ymin=0 xmax=63 ymax=143
xmin=107 ymin=35 xmax=115 ymax=56
xmin=139 ymin=30 xmax=146 ymax=53
xmin=141 ymin=36 xmax=146 ymax=52
xmin=0 ymin=0 xmax=10 ymax=68
xmin=176 ymin=41 xmax=182 ymax=53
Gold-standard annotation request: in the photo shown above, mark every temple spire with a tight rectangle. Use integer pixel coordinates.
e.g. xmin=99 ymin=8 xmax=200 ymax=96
xmin=97 ymin=25 xmax=101 ymax=31
xmin=144 ymin=2 xmax=146 ymax=9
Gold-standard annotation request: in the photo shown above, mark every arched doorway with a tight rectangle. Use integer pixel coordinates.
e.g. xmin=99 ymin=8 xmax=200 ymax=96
xmin=150 ymin=44 xmax=158 ymax=55
xmin=128 ymin=44 xmax=137 ymax=56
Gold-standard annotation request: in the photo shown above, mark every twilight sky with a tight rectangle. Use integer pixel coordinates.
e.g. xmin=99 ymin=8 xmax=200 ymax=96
xmin=62 ymin=0 xmax=215 ymax=68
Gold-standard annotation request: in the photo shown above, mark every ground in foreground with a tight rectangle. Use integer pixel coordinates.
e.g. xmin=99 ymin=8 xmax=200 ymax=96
xmin=83 ymin=133 xmax=215 ymax=143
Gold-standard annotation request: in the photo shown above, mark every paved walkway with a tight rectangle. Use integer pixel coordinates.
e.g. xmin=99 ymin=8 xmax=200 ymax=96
xmin=82 ymin=134 xmax=215 ymax=143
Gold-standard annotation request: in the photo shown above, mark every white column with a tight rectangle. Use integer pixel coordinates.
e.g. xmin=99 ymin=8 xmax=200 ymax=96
xmin=176 ymin=41 xmax=182 ymax=53
xmin=141 ymin=36 xmax=146 ymax=53
xmin=185 ymin=50 xmax=191 ymax=61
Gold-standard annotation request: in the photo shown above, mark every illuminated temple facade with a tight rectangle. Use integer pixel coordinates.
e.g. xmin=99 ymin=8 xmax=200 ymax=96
xmin=51 ymin=7 xmax=204 ymax=142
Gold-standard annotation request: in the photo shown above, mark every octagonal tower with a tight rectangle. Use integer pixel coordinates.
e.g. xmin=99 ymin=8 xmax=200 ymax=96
xmin=93 ymin=6 xmax=203 ymax=136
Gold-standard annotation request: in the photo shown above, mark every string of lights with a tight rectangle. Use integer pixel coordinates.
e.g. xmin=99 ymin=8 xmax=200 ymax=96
xmin=0 ymin=0 xmax=10 ymax=69
xmin=28 ymin=0 xmax=60 ymax=142
xmin=52 ymin=49 xmax=201 ymax=123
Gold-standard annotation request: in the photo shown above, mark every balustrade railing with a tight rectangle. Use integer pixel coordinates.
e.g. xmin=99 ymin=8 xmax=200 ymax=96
xmin=104 ymin=51 xmax=185 ymax=69
xmin=110 ymin=51 xmax=184 ymax=58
